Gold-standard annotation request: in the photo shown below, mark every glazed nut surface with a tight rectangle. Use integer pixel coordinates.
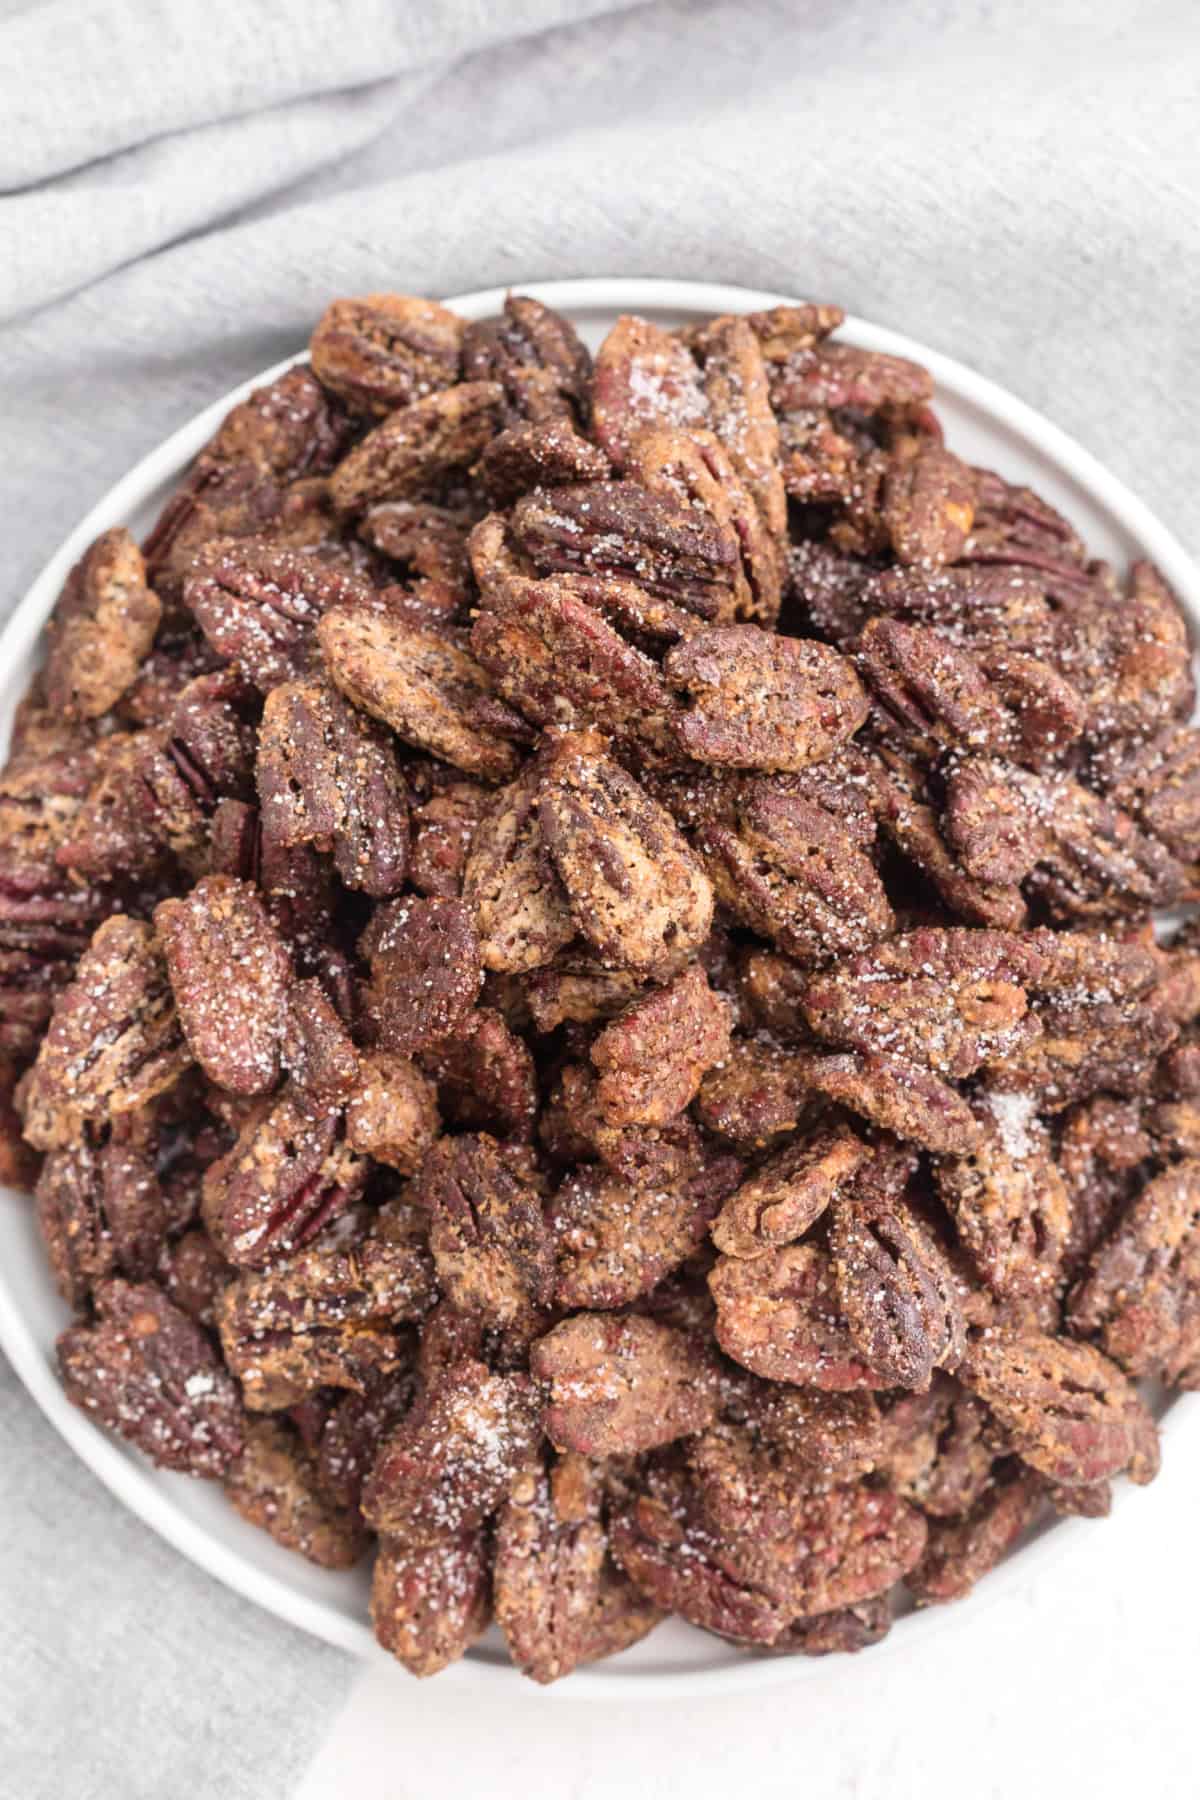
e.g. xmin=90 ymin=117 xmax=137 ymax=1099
xmin=7 ymin=286 xmax=1197 ymax=1684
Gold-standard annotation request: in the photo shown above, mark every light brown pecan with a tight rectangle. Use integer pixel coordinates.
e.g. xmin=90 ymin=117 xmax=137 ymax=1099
xmin=531 ymin=1313 xmax=718 ymax=1457
xmin=156 ymin=876 xmax=291 ymax=1096
xmin=755 ymin=1386 xmax=887 ymax=1481
xmin=462 ymin=759 xmax=576 ymax=974
xmin=20 ymin=917 xmax=191 ymax=1150
xmin=493 ymin=1455 xmax=610 ymax=1685
xmin=664 ymin=625 xmax=868 ymax=771
xmin=709 ymin=1242 xmax=886 ymax=1389
xmin=688 ymin=313 xmax=787 ymax=539
xmin=225 ymin=1416 xmax=369 ymax=1568
xmin=1066 ymin=1159 xmax=1200 ymax=1380
xmin=409 ymin=780 xmax=490 ymax=898
xmin=344 ymin=1051 xmax=440 ymax=1173
xmin=882 ymin=441 xmax=976 ymax=567
xmin=711 ymin=1124 xmax=869 ymax=1259
xmin=310 ymin=294 xmax=464 ymax=415
xmin=535 ymin=733 xmax=713 ymax=974
xmin=589 ymin=963 xmax=731 ymax=1128
xmin=591 ymin=315 xmax=708 ymax=470
xmin=372 ymin=1529 xmax=492 ymax=1677
xmin=327 ymin=381 xmax=503 ymax=514
xmin=58 ymin=1278 xmax=244 ymax=1476
xmin=318 ymin=605 xmax=526 ymax=781
xmin=550 ymin=1156 xmax=738 ymax=1311
xmin=43 ymin=528 xmax=161 ymax=720
xmin=417 ymin=1132 xmax=555 ymax=1324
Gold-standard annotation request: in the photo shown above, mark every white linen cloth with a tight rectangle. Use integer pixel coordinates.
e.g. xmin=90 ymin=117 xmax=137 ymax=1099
xmin=1 ymin=2 xmax=1196 ymax=1794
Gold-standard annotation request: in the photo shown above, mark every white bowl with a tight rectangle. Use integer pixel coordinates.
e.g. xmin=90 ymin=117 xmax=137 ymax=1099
xmin=2 ymin=278 xmax=1197 ymax=1699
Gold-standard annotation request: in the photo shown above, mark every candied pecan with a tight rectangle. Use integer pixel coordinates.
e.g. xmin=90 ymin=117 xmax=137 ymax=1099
xmin=693 ymin=1038 xmax=818 ymax=1152
xmin=344 ymin=1052 xmax=440 ymax=1173
xmin=58 ymin=1278 xmax=244 ymax=1476
xmin=184 ymin=538 xmax=374 ymax=691
xmin=217 ymin=1235 xmax=433 ymax=1409
xmin=827 ymin=1149 xmax=966 ymax=1390
xmin=743 ymin=302 xmax=845 ymax=360
xmin=711 ymin=1124 xmax=869 ymax=1259
xmin=755 ymin=1386 xmax=887 ymax=1481
xmin=539 ymin=1060 xmax=702 ymax=1181
xmin=477 ymin=416 xmax=611 ymax=507
xmin=205 ymin=1085 xmax=368 ymax=1268
xmin=799 ymin=1050 xmax=984 ymax=1155
xmin=364 ymin=895 xmax=482 ymax=1056
xmin=157 ymin=1226 xmax=231 ymax=1328
xmin=881 ymin=441 xmax=975 ymax=567
xmin=257 ymin=679 xmax=409 ymax=896
xmin=372 ymin=1529 xmax=492 ymax=1677
xmin=363 ymin=1357 xmax=542 ymax=1538
xmin=589 ymin=963 xmax=731 ymax=1128
xmin=419 ymin=1006 xmax=538 ymax=1141
xmin=511 ymin=480 xmax=739 ymax=623
xmin=697 ymin=778 xmax=893 ymax=965
xmin=327 ymin=381 xmax=503 ymax=514
xmin=462 ymin=294 xmax=592 ymax=426
xmin=1097 ymin=724 xmax=1200 ymax=866
xmin=768 ymin=341 xmax=933 ymax=413
xmin=409 ymin=781 xmax=489 ymax=897
xmin=550 ymin=1156 xmax=737 ymax=1311
xmin=768 ymin=1595 xmax=892 ymax=1657
xmin=318 ymin=605 xmax=524 ymax=781
xmin=1066 ymin=1160 xmax=1200 ymax=1379
xmin=144 ymin=462 xmax=286 ymax=607
xmin=20 ymin=917 xmax=190 ymax=1151
xmin=205 ymin=364 xmax=353 ymax=483
xmin=1057 ymin=1093 xmax=1154 ymax=1272
xmin=531 ymin=1313 xmax=718 ymax=1457
xmin=591 ymin=315 xmax=708 ymax=470
xmin=225 ymin=1416 xmax=368 ymax=1568
xmin=709 ymin=1242 xmax=885 ymax=1389
xmin=36 ymin=1143 xmax=115 ymax=1308
xmin=281 ymin=977 xmax=360 ymax=1104
xmin=736 ymin=948 xmax=814 ymax=1038
xmin=522 ymin=955 xmax=648 ymax=1033
xmin=156 ymin=876 xmax=291 ymax=1095
xmin=310 ymin=294 xmax=464 ymax=415
xmin=664 ymin=625 xmax=867 ymax=772
xmin=535 ymin=734 xmax=713 ymax=974
xmin=688 ymin=314 xmax=786 ymax=538
xmin=493 ymin=1456 xmax=613 ymax=1684
xmin=317 ymin=1363 xmax=417 ymax=1510
xmin=1085 ymin=561 xmax=1194 ymax=746
xmin=906 ymin=1470 xmax=1043 ymax=1603
xmin=43 ymin=528 xmax=161 ymax=720
xmin=959 ymin=1328 xmax=1159 ymax=1487
xmin=359 ymin=496 xmax=473 ymax=615
xmin=801 ymin=927 xmax=1045 ymax=1081
xmin=1044 ymin=1477 xmax=1113 ymax=1518
xmin=934 ymin=1099 xmax=1071 ymax=1311
xmin=417 ymin=1133 xmax=555 ymax=1324
xmin=462 ymin=759 xmax=575 ymax=975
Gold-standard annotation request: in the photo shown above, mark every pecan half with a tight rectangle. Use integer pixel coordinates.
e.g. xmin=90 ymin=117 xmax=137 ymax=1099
xmin=664 ymin=625 xmax=867 ymax=772
xmin=327 ymin=381 xmax=503 ymax=514
xmin=364 ymin=894 xmax=483 ymax=1056
xmin=185 ymin=538 xmax=374 ymax=691
xmin=550 ymin=1156 xmax=738 ymax=1311
xmin=156 ymin=875 xmax=291 ymax=1095
xmin=531 ymin=1313 xmax=718 ymax=1457
xmin=711 ymin=1125 xmax=870 ymax=1260
xmin=372 ymin=1529 xmax=492 ymax=1677
xmin=589 ymin=963 xmax=731 ymax=1128
xmin=709 ymin=1242 xmax=885 ymax=1389
xmin=225 ymin=1416 xmax=368 ymax=1568
xmin=44 ymin=528 xmax=161 ymax=720
xmin=417 ymin=1133 xmax=555 ymax=1324
xmin=310 ymin=294 xmax=464 ymax=415
xmin=591 ymin=315 xmax=708 ymax=469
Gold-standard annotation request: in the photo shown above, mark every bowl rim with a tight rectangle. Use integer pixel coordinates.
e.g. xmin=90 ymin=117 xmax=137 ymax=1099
xmin=1 ymin=275 xmax=1197 ymax=1701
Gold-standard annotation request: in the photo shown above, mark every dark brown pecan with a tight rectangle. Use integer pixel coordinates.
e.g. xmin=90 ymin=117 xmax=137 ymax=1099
xmin=550 ymin=1156 xmax=737 ymax=1311
xmin=372 ymin=1529 xmax=492 ymax=1676
xmin=697 ymin=777 xmax=894 ymax=965
xmin=493 ymin=1455 xmax=612 ymax=1685
xmin=184 ymin=538 xmax=374 ymax=691
xmin=736 ymin=947 xmax=816 ymax=1038
xmin=941 ymin=756 xmax=1041 ymax=886
xmin=318 ymin=605 xmax=525 ymax=781
xmin=664 ymin=625 xmax=867 ymax=772
xmin=218 ymin=1235 xmax=433 ymax=1409
xmin=882 ymin=442 xmax=975 ymax=567
xmin=882 ymin=1377 xmax=998 ymax=1518
xmin=510 ymin=481 xmax=739 ymax=623
xmin=202 ymin=363 xmax=353 ymax=483
xmin=43 ymin=528 xmax=161 ymax=720
xmin=477 ymin=417 xmax=611 ymax=507
xmin=827 ymin=1149 xmax=966 ymax=1390
xmin=934 ymin=1100 xmax=1071 ymax=1311
xmin=204 ymin=1085 xmax=368 ymax=1268
xmin=364 ymin=894 xmax=482 ymax=1055
xmin=688 ymin=314 xmax=786 ymax=540
xmin=419 ymin=1006 xmax=538 ymax=1141
xmin=157 ymin=1227 xmax=231 ymax=1328
xmin=359 ymin=496 xmax=473 ymax=616
xmin=589 ymin=963 xmax=731 ymax=1128
xmin=522 ymin=955 xmax=648 ymax=1034
xmin=409 ymin=780 xmax=489 ymax=897
xmin=768 ymin=341 xmax=933 ymax=413
xmin=535 ymin=734 xmax=713 ymax=974
xmin=363 ymin=1357 xmax=542 ymax=1538
xmin=959 ymin=1328 xmax=1159 ymax=1487
xmin=225 ymin=1416 xmax=368 ymax=1568
xmin=462 ymin=760 xmax=575 ymax=974
xmin=257 ymin=679 xmax=409 ymax=896
xmin=58 ymin=1278 xmax=244 ymax=1476
xmin=340 ymin=1051 xmax=439 ymax=1174
xmin=709 ymin=1242 xmax=885 ymax=1389
xmin=768 ymin=1595 xmax=892 ymax=1657
xmin=1085 ymin=561 xmax=1194 ymax=747
xmin=143 ymin=462 xmax=286 ymax=608
xmin=711 ymin=1124 xmax=869 ymax=1259
xmin=20 ymin=917 xmax=190 ymax=1151
xmin=462 ymin=294 xmax=592 ymax=426
xmin=693 ymin=1038 xmax=818 ymax=1152
xmin=327 ymin=381 xmax=503 ymax=515
xmin=755 ymin=1386 xmax=886 ymax=1482
xmin=1066 ymin=1160 xmax=1200 ymax=1380
xmin=906 ymin=1470 xmax=1043 ymax=1603
xmin=316 ymin=1362 xmax=417 ymax=1511
xmin=1096 ymin=724 xmax=1200 ymax=866
xmin=156 ymin=876 xmax=291 ymax=1095
xmin=591 ymin=315 xmax=708 ymax=470
xmin=531 ymin=1313 xmax=718 ymax=1457
xmin=801 ymin=927 xmax=1046 ymax=1081
xmin=416 ymin=1133 xmax=555 ymax=1324
xmin=36 ymin=1136 xmax=166 ymax=1307
xmin=310 ymin=294 xmax=464 ymax=415
xmin=280 ymin=977 xmax=360 ymax=1104
xmin=539 ymin=1060 xmax=703 ymax=1183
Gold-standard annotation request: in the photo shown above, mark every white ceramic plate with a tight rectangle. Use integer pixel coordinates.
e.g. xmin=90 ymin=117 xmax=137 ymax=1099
xmin=2 ymin=279 xmax=1197 ymax=1700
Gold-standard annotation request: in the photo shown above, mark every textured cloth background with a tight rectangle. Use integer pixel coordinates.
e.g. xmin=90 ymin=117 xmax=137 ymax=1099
xmin=0 ymin=1 xmax=1196 ymax=1794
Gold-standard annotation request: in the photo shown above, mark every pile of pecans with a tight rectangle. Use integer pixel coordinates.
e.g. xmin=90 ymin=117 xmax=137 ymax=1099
xmin=4 ymin=290 xmax=1199 ymax=1683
